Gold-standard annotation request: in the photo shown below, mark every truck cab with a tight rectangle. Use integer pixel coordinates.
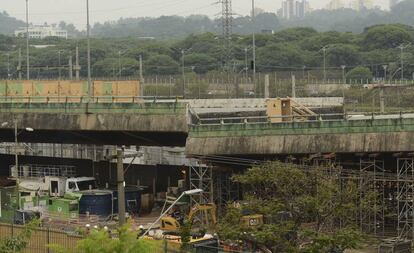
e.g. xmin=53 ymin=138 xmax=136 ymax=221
xmin=66 ymin=177 xmax=97 ymax=192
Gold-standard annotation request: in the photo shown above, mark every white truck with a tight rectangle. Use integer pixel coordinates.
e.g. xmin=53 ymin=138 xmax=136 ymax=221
xmin=19 ymin=176 xmax=97 ymax=197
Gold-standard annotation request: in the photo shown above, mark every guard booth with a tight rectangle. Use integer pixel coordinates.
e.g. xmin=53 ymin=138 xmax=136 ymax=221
xmin=266 ymin=98 xmax=316 ymax=123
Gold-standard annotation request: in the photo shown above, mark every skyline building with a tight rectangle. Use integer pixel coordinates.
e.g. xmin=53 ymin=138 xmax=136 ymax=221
xmin=281 ymin=0 xmax=310 ymax=19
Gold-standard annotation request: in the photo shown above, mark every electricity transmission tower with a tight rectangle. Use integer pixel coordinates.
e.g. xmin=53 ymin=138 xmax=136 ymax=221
xmin=220 ymin=0 xmax=233 ymax=72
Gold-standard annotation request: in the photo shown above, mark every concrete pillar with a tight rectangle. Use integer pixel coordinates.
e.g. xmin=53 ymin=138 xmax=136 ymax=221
xmin=264 ymin=74 xmax=270 ymax=98
xmin=380 ymin=88 xmax=385 ymax=113
xmin=75 ymin=46 xmax=80 ymax=80
xmin=292 ymin=75 xmax=296 ymax=98
xmin=117 ymin=149 xmax=126 ymax=226
xmin=69 ymin=57 xmax=73 ymax=80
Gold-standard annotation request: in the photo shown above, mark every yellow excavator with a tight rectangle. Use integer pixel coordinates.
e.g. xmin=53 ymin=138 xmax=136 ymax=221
xmin=160 ymin=203 xmax=217 ymax=232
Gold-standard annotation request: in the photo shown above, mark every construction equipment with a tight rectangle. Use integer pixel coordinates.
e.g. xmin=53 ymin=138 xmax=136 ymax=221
xmin=240 ymin=214 xmax=264 ymax=227
xmin=160 ymin=203 xmax=217 ymax=232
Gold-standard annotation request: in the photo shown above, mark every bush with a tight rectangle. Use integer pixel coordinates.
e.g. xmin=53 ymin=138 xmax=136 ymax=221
xmin=345 ymin=66 xmax=373 ymax=84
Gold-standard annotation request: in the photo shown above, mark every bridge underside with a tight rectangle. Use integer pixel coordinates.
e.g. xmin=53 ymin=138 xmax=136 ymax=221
xmin=186 ymin=132 xmax=414 ymax=156
xmin=0 ymin=112 xmax=188 ymax=146
xmin=0 ymin=129 xmax=187 ymax=146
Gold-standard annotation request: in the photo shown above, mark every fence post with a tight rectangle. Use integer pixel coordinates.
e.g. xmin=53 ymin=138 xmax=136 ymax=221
xmin=47 ymin=227 xmax=51 ymax=253
xmin=164 ymin=240 xmax=168 ymax=253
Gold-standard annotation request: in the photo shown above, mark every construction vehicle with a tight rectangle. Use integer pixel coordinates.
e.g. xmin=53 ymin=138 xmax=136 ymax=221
xmin=160 ymin=203 xmax=217 ymax=232
xmin=240 ymin=214 xmax=264 ymax=227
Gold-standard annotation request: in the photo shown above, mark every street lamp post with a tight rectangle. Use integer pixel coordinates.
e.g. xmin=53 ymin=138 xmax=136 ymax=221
xmin=244 ymin=47 xmax=248 ymax=81
xmin=139 ymin=189 xmax=204 ymax=239
xmin=322 ymin=46 xmax=328 ymax=83
xmin=251 ymin=0 xmax=256 ymax=92
xmin=6 ymin=53 xmax=10 ymax=80
xmin=86 ymin=0 xmax=92 ymax=99
xmin=341 ymin=65 xmax=346 ymax=84
xmin=1 ymin=121 xmax=34 ymax=209
xmin=58 ymin=50 xmax=63 ymax=80
xmin=181 ymin=49 xmax=185 ymax=97
xmin=382 ymin=65 xmax=388 ymax=83
xmin=26 ymin=0 xmax=30 ymax=80
xmin=118 ymin=50 xmax=122 ymax=79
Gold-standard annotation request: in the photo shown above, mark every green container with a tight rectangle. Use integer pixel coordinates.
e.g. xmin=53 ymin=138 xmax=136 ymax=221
xmin=49 ymin=198 xmax=79 ymax=219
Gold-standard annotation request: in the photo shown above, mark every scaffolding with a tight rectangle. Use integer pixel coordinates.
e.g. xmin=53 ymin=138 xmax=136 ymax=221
xmin=189 ymin=164 xmax=213 ymax=206
xmin=356 ymin=158 xmax=386 ymax=235
xmin=397 ymin=158 xmax=414 ymax=239
xmin=213 ymin=169 xmax=240 ymax=212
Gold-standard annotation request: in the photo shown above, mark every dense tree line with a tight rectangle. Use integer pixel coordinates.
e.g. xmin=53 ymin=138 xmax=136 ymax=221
xmin=2 ymin=0 xmax=414 ymax=38
xmin=1 ymin=22 xmax=414 ymax=80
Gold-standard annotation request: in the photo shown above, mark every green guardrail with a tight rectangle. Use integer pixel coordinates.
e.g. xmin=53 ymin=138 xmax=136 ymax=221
xmin=189 ymin=117 xmax=414 ymax=138
xmin=0 ymin=102 xmax=187 ymax=115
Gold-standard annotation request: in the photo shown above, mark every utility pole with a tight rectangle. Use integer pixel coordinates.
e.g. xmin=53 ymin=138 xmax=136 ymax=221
xmin=251 ymin=0 xmax=256 ymax=91
xmin=18 ymin=48 xmax=22 ymax=80
xmin=291 ymin=75 xmax=296 ymax=98
xmin=26 ymin=0 xmax=30 ymax=80
xmin=86 ymin=0 xmax=92 ymax=99
xmin=117 ymin=149 xmax=126 ymax=226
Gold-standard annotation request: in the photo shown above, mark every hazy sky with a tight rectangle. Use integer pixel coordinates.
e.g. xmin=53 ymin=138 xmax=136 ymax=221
xmin=2 ymin=0 xmax=389 ymax=28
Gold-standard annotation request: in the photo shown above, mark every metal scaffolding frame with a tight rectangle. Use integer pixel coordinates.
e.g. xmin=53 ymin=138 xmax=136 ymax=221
xmin=359 ymin=158 xmax=385 ymax=236
xmin=189 ymin=164 xmax=213 ymax=206
xmin=213 ymin=170 xmax=240 ymax=212
xmin=397 ymin=158 xmax=414 ymax=240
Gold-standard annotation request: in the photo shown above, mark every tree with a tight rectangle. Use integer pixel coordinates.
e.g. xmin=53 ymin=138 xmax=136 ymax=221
xmin=0 ymin=220 xmax=40 ymax=253
xmin=256 ymin=43 xmax=304 ymax=72
xmin=362 ymin=24 xmax=413 ymax=50
xmin=144 ymin=54 xmax=179 ymax=75
xmin=218 ymin=161 xmax=368 ymax=253
xmin=182 ymin=53 xmax=217 ymax=74
xmin=346 ymin=66 xmax=373 ymax=83
xmin=326 ymin=44 xmax=360 ymax=67
xmin=50 ymin=223 xmax=160 ymax=253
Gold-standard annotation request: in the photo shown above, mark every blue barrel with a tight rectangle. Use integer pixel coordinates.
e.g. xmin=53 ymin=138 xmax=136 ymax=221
xmin=79 ymin=191 xmax=113 ymax=217
xmin=112 ymin=187 xmax=142 ymax=216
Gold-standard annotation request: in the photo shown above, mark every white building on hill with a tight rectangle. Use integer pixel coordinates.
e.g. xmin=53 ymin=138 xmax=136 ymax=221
xmin=15 ymin=25 xmax=68 ymax=39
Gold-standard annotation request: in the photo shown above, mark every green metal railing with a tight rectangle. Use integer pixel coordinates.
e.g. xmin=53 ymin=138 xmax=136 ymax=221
xmin=190 ymin=113 xmax=414 ymax=138
xmin=0 ymin=98 xmax=187 ymax=115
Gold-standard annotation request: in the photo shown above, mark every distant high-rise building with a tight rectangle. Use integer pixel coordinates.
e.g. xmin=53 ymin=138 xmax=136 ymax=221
xmin=326 ymin=0 xmax=345 ymax=10
xmin=351 ymin=0 xmax=373 ymax=11
xmin=281 ymin=0 xmax=309 ymax=19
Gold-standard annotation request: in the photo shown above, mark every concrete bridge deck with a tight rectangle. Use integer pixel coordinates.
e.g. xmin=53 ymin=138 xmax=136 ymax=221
xmin=0 ymin=101 xmax=188 ymax=146
xmin=186 ymin=115 xmax=414 ymax=156
xmin=2 ymin=99 xmax=414 ymax=157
